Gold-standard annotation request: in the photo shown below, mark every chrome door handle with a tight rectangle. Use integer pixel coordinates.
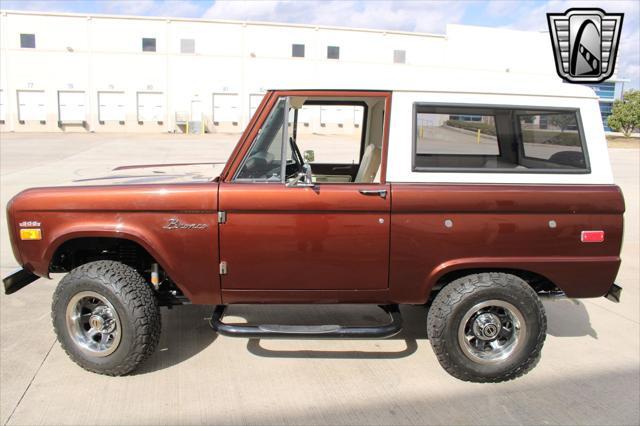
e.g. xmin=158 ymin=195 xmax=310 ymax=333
xmin=359 ymin=189 xmax=387 ymax=198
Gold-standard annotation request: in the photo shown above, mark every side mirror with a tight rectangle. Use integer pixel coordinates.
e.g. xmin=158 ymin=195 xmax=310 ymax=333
xmin=286 ymin=163 xmax=315 ymax=188
xmin=303 ymin=150 xmax=315 ymax=163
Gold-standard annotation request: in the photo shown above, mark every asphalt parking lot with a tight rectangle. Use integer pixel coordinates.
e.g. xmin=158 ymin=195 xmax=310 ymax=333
xmin=0 ymin=133 xmax=638 ymax=425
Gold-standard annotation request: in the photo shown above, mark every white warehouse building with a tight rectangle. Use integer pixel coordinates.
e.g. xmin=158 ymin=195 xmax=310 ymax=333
xmin=0 ymin=10 xmax=626 ymax=134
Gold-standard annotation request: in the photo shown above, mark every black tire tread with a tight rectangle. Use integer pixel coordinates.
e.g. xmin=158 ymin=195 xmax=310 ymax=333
xmin=427 ymin=272 xmax=546 ymax=383
xmin=52 ymin=260 xmax=161 ymax=376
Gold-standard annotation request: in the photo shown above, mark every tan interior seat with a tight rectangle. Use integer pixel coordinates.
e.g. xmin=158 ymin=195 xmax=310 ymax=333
xmin=355 ymin=144 xmax=382 ymax=183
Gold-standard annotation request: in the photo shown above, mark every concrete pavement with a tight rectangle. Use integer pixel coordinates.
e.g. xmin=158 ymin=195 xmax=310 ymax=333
xmin=0 ymin=133 xmax=638 ymax=425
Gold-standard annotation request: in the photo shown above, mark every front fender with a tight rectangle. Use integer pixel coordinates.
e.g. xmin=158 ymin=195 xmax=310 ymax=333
xmin=16 ymin=213 xmax=220 ymax=305
xmin=44 ymin=226 xmax=166 ymax=276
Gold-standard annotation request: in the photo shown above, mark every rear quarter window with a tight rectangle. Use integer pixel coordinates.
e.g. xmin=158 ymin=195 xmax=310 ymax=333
xmin=413 ymin=104 xmax=589 ymax=173
xmin=517 ymin=111 xmax=586 ymax=169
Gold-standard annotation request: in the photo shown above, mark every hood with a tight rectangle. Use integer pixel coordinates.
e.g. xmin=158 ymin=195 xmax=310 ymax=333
xmin=69 ymin=162 xmax=225 ymax=186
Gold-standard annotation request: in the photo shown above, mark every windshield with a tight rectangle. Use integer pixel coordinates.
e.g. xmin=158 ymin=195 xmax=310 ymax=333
xmin=235 ymin=98 xmax=288 ymax=182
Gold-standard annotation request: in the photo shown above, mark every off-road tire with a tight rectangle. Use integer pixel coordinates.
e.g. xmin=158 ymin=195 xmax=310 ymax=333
xmin=52 ymin=260 xmax=161 ymax=376
xmin=427 ymin=272 xmax=546 ymax=383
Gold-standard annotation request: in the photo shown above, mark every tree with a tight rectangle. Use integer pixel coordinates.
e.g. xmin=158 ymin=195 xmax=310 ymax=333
xmin=608 ymin=90 xmax=640 ymax=137
xmin=550 ymin=114 xmax=574 ymax=132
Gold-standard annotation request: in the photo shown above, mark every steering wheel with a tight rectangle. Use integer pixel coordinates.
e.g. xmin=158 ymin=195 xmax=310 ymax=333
xmin=242 ymin=152 xmax=278 ymax=179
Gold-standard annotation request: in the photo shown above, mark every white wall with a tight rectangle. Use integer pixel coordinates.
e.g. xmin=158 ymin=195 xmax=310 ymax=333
xmin=0 ymin=10 xmax=567 ymax=133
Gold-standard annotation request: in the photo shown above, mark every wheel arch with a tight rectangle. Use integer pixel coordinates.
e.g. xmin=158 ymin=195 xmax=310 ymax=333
xmin=48 ymin=234 xmax=162 ymax=274
xmin=48 ymin=233 xmax=194 ymax=306
xmin=45 ymin=231 xmax=195 ymax=298
xmin=425 ymin=258 xmax=563 ymax=303
xmin=433 ymin=268 xmax=558 ymax=293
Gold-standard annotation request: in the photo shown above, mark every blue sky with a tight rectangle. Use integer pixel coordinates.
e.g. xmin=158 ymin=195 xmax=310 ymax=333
xmin=2 ymin=0 xmax=638 ymax=88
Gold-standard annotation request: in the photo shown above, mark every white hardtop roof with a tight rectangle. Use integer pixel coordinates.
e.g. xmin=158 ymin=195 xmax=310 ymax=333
xmin=271 ymin=69 xmax=598 ymax=100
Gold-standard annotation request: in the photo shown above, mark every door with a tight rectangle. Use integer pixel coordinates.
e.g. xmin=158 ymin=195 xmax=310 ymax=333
xmin=58 ymin=91 xmax=86 ymax=122
xmin=0 ymin=90 xmax=6 ymax=122
xmin=190 ymin=99 xmax=202 ymax=121
xmin=213 ymin=93 xmax=240 ymax=124
xmin=249 ymin=94 xmax=264 ymax=119
xmin=98 ymin=91 xmax=125 ymax=122
xmin=137 ymin=92 xmax=164 ymax=122
xmin=17 ymin=90 xmax=46 ymax=121
xmin=218 ymin=93 xmax=391 ymax=291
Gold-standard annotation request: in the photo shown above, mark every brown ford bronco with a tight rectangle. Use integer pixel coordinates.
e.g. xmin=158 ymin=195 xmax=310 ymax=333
xmin=3 ymin=87 xmax=624 ymax=382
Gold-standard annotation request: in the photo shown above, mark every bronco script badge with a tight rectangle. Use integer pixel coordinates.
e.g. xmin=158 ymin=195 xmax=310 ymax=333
xmin=163 ymin=218 xmax=208 ymax=230
xmin=547 ymin=8 xmax=623 ymax=83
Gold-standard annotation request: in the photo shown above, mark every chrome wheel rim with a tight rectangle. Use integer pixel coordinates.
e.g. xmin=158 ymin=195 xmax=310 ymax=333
xmin=65 ymin=291 xmax=121 ymax=357
xmin=458 ymin=300 xmax=526 ymax=364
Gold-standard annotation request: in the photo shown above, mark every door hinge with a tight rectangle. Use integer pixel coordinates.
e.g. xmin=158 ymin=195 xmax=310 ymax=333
xmin=219 ymin=261 xmax=228 ymax=275
xmin=217 ymin=211 xmax=227 ymax=224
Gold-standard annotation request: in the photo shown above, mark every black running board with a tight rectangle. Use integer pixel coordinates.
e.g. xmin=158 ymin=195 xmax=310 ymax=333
xmin=209 ymin=305 xmax=402 ymax=339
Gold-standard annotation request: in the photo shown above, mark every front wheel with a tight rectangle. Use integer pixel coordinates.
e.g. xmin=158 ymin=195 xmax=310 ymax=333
xmin=427 ymin=272 xmax=546 ymax=383
xmin=52 ymin=260 xmax=161 ymax=376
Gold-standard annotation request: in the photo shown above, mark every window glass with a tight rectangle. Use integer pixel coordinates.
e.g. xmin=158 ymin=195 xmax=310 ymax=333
xmin=292 ymin=44 xmax=305 ymax=58
xmin=416 ymin=113 xmax=499 ymax=155
xmin=586 ymin=82 xmax=615 ymax=99
xmin=142 ymin=38 xmax=156 ymax=52
xmin=180 ymin=39 xmax=195 ymax=54
xmin=327 ymin=46 xmax=340 ymax=59
xmin=294 ymin=104 xmax=363 ymax=164
xmin=20 ymin=34 xmax=35 ymax=48
xmin=235 ymin=98 xmax=287 ymax=182
xmin=393 ymin=49 xmax=406 ymax=64
xmin=413 ymin=106 xmax=587 ymax=172
xmin=518 ymin=112 xmax=585 ymax=168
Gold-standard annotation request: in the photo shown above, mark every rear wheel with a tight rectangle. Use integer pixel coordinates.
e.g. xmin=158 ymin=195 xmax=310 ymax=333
xmin=427 ymin=272 xmax=546 ymax=383
xmin=52 ymin=260 xmax=161 ymax=376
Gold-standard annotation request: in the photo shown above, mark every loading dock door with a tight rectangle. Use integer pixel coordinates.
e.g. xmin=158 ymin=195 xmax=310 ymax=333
xmin=249 ymin=94 xmax=264 ymax=119
xmin=0 ymin=91 xmax=5 ymax=121
xmin=137 ymin=92 xmax=164 ymax=122
xmin=58 ymin=91 xmax=86 ymax=122
xmin=213 ymin=94 xmax=240 ymax=123
xmin=98 ymin=92 xmax=125 ymax=122
xmin=288 ymin=105 xmax=312 ymax=126
xmin=298 ymin=107 xmax=311 ymax=126
xmin=354 ymin=106 xmax=364 ymax=126
xmin=320 ymin=106 xmax=342 ymax=125
xmin=17 ymin=90 xmax=46 ymax=121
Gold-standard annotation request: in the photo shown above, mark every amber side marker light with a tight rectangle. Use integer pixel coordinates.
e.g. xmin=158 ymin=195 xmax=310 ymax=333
xmin=20 ymin=228 xmax=42 ymax=240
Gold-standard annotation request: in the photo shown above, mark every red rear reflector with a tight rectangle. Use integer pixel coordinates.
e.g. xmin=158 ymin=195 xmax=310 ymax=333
xmin=581 ymin=230 xmax=605 ymax=243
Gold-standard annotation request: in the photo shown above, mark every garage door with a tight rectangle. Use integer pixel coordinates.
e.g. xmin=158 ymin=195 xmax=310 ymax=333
xmin=299 ymin=107 xmax=312 ymax=125
xmin=0 ymin=90 xmax=5 ymax=122
xmin=320 ymin=106 xmax=341 ymax=125
xmin=18 ymin=90 xmax=46 ymax=121
xmin=354 ymin=106 xmax=364 ymax=126
xmin=137 ymin=92 xmax=164 ymax=122
xmin=98 ymin=92 xmax=125 ymax=122
xmin=249 ymin=94 xmax=264 ymax=119
xmin=213 ymin=94 xmax=240 ymax=123
xmin=58 ymin=91 xmax=86 ymax=122
xmin=289 ymin=105 xmax=312 ymax=126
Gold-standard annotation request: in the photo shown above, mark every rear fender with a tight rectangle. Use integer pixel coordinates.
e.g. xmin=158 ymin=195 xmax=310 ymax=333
xmin=424 ymin=256 xmax=621 ymax=300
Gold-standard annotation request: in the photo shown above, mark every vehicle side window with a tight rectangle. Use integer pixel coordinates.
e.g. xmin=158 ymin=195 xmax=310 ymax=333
xmin=235 ymin=98 xmax=287 ymax=182
xmin=517 ymin=111 xmax=585 ymax=169
xmin=290 ymin=100 xmax=385 ymax=184
xmin=416 ymin=113 xmax=499 ymax=156
xmin=294 ymin=104 xmax=364 ymax=165
xmin=413 ymin=105 xmax=588 ymax=173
